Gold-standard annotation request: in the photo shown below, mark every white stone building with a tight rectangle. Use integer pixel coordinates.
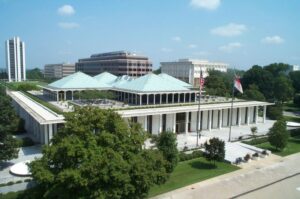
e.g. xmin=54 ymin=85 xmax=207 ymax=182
xmin=161 ymin=59 xmax=228 ymax=87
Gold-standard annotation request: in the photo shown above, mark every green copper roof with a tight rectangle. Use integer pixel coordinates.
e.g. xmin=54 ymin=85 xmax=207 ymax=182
xmin=158 ymin=73 xmax=193 ymax=88
xmin=48 ymin=71 xmax=108 ymax=89
xmin=111 ymin=75 xmax=134 ymax=87
xmin=93 ymin=72 xmax=117 ymax=86
xmin=115 ymin=73 xmax=189 ymax=92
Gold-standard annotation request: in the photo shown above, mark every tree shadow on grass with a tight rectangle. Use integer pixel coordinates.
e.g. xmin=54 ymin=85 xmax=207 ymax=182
xmin=189 ymin=161 xmax=216 ymax=170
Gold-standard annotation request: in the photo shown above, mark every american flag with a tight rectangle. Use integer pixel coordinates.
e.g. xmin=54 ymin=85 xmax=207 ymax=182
xmin=200 ymin=71 xmax=205 ymax=88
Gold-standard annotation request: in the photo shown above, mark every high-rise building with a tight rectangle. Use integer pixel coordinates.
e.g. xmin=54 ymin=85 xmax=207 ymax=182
xmin=44 ymin=63 xmax=75 ymax=79
xmin=5 ymin=37 xmax=26 ymax=82
xmin=75 ymin=51 xmax=152 ymax=77
xmin=161 ymin=59 xmax=228 ymax=87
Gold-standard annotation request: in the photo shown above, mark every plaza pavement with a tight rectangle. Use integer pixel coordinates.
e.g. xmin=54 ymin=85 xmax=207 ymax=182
xmin=152 ymin=153 xmax=300 ymax=199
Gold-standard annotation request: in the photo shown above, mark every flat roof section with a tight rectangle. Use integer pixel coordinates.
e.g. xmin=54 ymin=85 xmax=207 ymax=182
xmin=117 ymin=101 xmax=274 ymax=117
xmin=9 ymin=91 xmax=65 ymax=124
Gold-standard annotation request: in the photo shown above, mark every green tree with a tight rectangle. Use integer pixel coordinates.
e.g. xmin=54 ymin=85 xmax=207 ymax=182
xmin=205 ymin=70 xmax=231 ymax=96
xmin=266 ymin=105 xmax=283 ymax=120
xmin=268 ymin=118 xmax=289 ymax=151
xmin=204 ymin=137 xmax=225 ymax=166
xmin=273 ymin=76 xmax=294 ymax=103
xmin=250 ymin=126 xmax=258 ymax=141
xmin=30 ymin=107 xmax=168 ymax=199
xmin=26 ymin=68 xmax=44 ymax=80
xmin=154 ymin=131 xmax=179 ymax=173
xmin=289 ymin=71 xmax=300 ymax=93
xmin=153 ymin=67 xmax=161 ymax=74
xmin=242 ymin=84 xmax=266 ymax=101
xmin=242 ymin=65 xmax=275 ymax=100
xmin=73 ymin=90 xmax=115 ymax=101
xmin=0 ymin=86 xmax=19 ymax=163
xmin=264 ymin=63 xmax=290 ymax=77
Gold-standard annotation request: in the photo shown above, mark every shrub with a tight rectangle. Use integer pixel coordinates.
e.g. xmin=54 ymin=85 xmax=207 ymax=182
xmin=244 ymin=154 xmax=251 ymax=162
xmin=17 ymin=137 xmax=35 ymax=147
xmin=235 ymin=157 xmax=243 ymax=164
xmin=204 ymin=137 xmax=225 ymax=165
xmin=262 ymin=150 xmax=268 ymax=155
xmin=243 ymin=137 xmax=268 ymax=145
xmin=179 ymin=150 xmax=203 ymax=162
xmin=266 ymin=105 xmax=283 ymax=120
xmin=268 ymin=118 xmax=289 ymax=151
xmin=252 ymin=153 xmax=259 ymax=157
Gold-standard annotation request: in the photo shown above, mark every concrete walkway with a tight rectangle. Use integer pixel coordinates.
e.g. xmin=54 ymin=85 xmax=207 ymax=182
xmin=152 ymin=153 xmax=300 ymax=199
xmin=0 ymin=182 xmax=36 ymax=194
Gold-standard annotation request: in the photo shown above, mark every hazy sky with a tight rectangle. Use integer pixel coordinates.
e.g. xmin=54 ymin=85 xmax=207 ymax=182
xmin=1 ymin=0 xmax=299 ymax=70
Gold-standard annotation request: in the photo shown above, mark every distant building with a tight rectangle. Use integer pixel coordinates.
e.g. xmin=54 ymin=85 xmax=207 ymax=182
xmin=5 ymin=37 xmax=26 ymax=82
xmin=288 ymin=65 xmax=300 ymax=72
xmin=44 ymin=63 xmax=75 ymax=79
xmin=75 ymin=51 xmax=152 ymax=77
xmin=161 ymin=59 xmax=228 ymax=87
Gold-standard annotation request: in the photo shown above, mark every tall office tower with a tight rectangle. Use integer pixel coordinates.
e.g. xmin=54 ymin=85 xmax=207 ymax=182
xmin=5 ymin=37 xmax=26 ymax=82
xmin=75 ymin=51 xmax=152 ymax=77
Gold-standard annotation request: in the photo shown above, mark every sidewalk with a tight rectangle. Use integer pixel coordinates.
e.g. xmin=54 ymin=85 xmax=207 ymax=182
xmin=152 ymin=153 xmax=300 ymax=199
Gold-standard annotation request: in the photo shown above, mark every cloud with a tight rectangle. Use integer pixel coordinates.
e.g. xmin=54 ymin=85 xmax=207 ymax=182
xmin=172 ymin=36 xmax=181 ymax=42
xmin=190 ymin=0 xmax=221 ymax=10
xmin=161 ymin=48 xmax=173 ymax=53
xmin=58 ymin=22 xmax=80 ymax=29
xmin=188 ymin=44 xmax=197 ymax=49
xmin=219 ymin=42 xmax=242 ymax=53
xmin=211 ymin=23 xmax=247 ymax=37
xmin=261 ymin=35 xmax=284 ymax=44
xmin=58 ymin=5 xmax=75 ymax=16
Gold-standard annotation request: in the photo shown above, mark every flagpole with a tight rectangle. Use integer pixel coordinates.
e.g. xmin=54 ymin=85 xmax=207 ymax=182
xmin=228 ymin=68 xmax=236 ymax=142
xmin=196 ymin=66 xmax=202 ymax=147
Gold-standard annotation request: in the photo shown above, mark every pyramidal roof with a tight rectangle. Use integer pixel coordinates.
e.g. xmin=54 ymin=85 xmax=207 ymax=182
xmin=158 ymin=73 xmax=193 ymax=88
xmin=111 ymin=75 xmax=134 ymax=87
xmin=48 ymin=71 xmax=108 ymax=89
xmin=115 ymin=73 xmax=189 ymax=92
xmin=93 ymin=72 xmax=118 ymax=86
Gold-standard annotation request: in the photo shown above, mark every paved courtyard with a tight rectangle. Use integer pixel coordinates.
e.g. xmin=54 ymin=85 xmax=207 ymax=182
xmin=153 ymin=153 xmax=300 ymax=199
xmin=0 ymin=145 xmax=42 ymax=185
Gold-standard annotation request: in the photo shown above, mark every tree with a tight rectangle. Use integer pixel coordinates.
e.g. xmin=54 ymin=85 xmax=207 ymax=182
xmin=242 ymin=84 xmax=265 ymax=101
xmin=0 ymin=86 xmax=19 ymax=163
xmin=266 ymin=105 xmax=283 ymax=120
xmin=273 ymin=76 xmax=294 ymax=103
xmin=154 ymin=131 xmax=179 ymax=173
xmin=153 ymin=67 xmax=161 ymax=74
xmin=73 ymin=90 xmax=115 ymax=101
xmin=264 ymin=63 xmax=290 ymax=77
xmin=242 ymin=65 xmax=274 ymax=100
xmin=268 ymin=118 xmax=289 ymax=151
xmin=30 ymin=107 xmax=169 ymax=199
xmin=26 ymin=68 xmax=44 ymax=80
xmin=205 ymin=70 xmax=231 ymax=97
xmin=204 ymin=137 xmax=225 ymax=166
xmin=250 ymin=126 xmax=258 ymax=141
xmin=289 ymin=71 xmax=300 ymax=93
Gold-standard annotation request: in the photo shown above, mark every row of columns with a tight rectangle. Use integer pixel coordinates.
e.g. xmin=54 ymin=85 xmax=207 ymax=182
xmin=117 ymin=91 xmax=197 ymax=105
xmin=133 ymin=106 xmax=266 ymax=135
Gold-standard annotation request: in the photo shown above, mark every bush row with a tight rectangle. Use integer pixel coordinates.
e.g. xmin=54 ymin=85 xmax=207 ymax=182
xmin=179 ymin=150 xmax=203 ymax=162
xmin=0 ymin=179 xmax=31 ymax=187
xmin=243 ymin=137 xmax=268 ymax=145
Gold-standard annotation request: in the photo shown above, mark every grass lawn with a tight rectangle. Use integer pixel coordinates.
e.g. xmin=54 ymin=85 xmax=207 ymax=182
xmin=148 ymin=157 xmax=239 ymax=198
xmin=256 ymin=135 xmax=300 ymax=156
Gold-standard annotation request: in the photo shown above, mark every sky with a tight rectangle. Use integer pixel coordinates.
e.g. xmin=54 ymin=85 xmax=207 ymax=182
xmin=0 ymin=0 xmax=299 ymax=70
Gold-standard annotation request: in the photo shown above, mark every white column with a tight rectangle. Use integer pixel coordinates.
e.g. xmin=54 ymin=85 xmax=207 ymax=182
xmin=158 ymin=114 xmax=162 ymax=133
xmin=144 ymin=116 xmax=147 ymax=131
xmin=56 ymin=92 xmax=59 ymax=102
xmin=44 ymin=125 xmax=48 ymax=145
xmin=185 ymin=112 xmax=189 ymax=134
xmin=208 ymin=110 xmax=212 ymax=131
xmin=178 ymin=94 xmax=180 ymax=103
xmin=238 ymin=108 xmax=241 ymax=126
xmin=64 ymin=91 xmax=66 ymax=101
xmin=48 ymin=124 xmax=53 ymax=144
xmin=219 ymin=109 xmax=222 ymax=129
xmin=247 ymin=107 xmax=250 ymax=125
xmin=140 ymin=95 xmax=142 ymax=105
xmin=189 ymin=93 xmax=191 ymax=103
xmin=183 ymin=93 xmax=186 ymax=103
xmin=263 ymin=106 xmax=266 ymax=123
xmin=71 ymin=91 xmax=74 ymax=101
xmin=160 ymin=94 xmax=162 ymax=104
xmin=146 ymin=94 xmax=149 ymax=105
xmin=255 ymin=106 xmax=258 ymax=124
xmin=172 ymin=94 xmax=174 ymax=103
xmin=173 ymin=113 xmax=176 ymax=133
